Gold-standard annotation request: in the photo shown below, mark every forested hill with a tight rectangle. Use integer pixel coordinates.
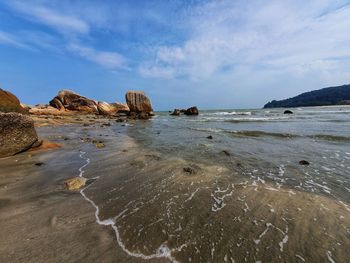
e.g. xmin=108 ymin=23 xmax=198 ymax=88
xmin=263 ymin=84 xmax=350 ymax=108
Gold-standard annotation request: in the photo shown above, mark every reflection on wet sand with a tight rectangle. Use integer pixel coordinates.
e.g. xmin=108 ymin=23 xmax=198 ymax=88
xmin=81 ymin=131 xmax=350 ymax=263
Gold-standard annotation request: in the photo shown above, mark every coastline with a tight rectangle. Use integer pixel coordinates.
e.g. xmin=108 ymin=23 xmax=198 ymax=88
xmin=1 ymin=109 xmax=350 ymax=262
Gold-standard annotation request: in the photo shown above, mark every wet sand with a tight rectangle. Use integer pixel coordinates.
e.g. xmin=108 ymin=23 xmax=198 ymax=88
xmin=0 ymin=115 xmax=349 ymax=262
xmin=0 ymin=118 xmax=166 ymax=263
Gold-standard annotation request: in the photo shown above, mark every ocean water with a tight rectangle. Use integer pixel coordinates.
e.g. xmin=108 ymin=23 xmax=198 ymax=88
xmin=70 ymin=106 xmax=350 ymax=262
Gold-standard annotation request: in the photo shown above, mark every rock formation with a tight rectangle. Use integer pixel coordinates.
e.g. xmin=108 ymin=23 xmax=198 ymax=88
xmin=170 ymin=107 xmax=199 ymax=116
xmin=184 ymin=106 xmax=199 ymax=115
xmin=49 ymin=90 xmax=99 ymax=114
xmin=170 ymin=109 xmax=181 ymax=116
xmin=0 ymin=113 xmax=39 ymax=158
xmin=125 ymin=91 xmax=153 ymax=113
xmin=97 ymin=101 xmax=129 ymax=115
xmin=125 ymin=91 xmax=153 ymax=118
xmin=0 ymin=89 xmax=28 ymax=114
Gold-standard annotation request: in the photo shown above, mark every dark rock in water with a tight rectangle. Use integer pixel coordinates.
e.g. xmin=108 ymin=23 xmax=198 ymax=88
xmin=299 ymin=160 xmax=310 ymax=165
xmin=0 ymin=89 xmax=28 ymax=114
xmin=35 ymin=162 xmax=44 ymax=166
xmin=138 ymin=111 xmax=150 ymax=120
xmin=207 ymin=135 xmax=213 ymax=139
xmin=183 ymin=164 xmax=202 ymax=175
xmin=184 ymin=106 xmax=199 ymax=115
xmin=125 ymin=91 xmax=153 ymax=113
xmin=180 ymin=109 xmax=186 ymax=113
xmin=170 ymin=109 xmax=181 ymax=116
xmin=222 ymin=150 xmax=230 ymax=156
xmin=284 ymin=110 xmax=293 ymax=114
xmin=115 ymin=118 xmax=124 ymax=122
xmin=0 ymin=113 xmax=39 ymax=158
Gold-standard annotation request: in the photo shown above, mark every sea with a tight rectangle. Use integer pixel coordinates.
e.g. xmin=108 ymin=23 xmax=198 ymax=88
xmin=47 ymin=106 xmax=350 ymax=262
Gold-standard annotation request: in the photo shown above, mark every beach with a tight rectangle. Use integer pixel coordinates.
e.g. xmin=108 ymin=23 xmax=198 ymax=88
xmin=0 ymin=106 xmax=350 ymax=262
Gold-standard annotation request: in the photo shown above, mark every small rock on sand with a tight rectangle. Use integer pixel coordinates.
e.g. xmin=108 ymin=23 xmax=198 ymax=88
xmin=183 ymin=164 xmax=202 ymax=175
xmin=65 ymin=177 xmax=87 ymax=191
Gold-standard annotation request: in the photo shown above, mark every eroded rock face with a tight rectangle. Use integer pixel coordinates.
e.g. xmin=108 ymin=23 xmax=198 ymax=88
xmin=0 ymin=113 xmax=39 ymax=158
xmin=125 ymin=91 xmax=153 ymax=113
xmin=184 ymin=106 xmax=199 ymax=115
xmin=49 ymin=90 xmax=98 ymax=114
xmin=97 ymin=102 xmax=130 ymax=115
xmin=0 ymin=89 xmax=28 ymax=114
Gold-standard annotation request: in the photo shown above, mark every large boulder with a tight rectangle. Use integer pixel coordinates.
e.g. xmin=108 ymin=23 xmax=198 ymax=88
xmin=125 ymin=91 xmax=153 ymax=113
xmin=49 ymin=90 xmax=98 ymax=114
xmin=184 ymin=106 xmax=199 ymax=115
xmin=0 ymin=113 xmax=39 ymax=158
xmin=0 ymin=89 xmax=28 ymax=114
xmin=97 ymin=102 xmax=129 ymax=115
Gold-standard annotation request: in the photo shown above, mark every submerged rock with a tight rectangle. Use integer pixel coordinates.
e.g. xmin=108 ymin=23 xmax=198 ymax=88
xmin=170 ymin=109 xmax=181 ymax=116
xmin=184 ymin=106 xmax=199 ymax=115
xmin=65 ymin=177 xmax=86 ymax=191
xmin=0 ymin=89 xmax=28 ymax=114
xmin=222 ymin=150 xmax=231 ymax=156
xmin=299 ymin=160 xmax=310 ymax=165
xmin=0 ymin=113 xmax=39 ymax=158
xmin=183 ymin=164 xmax=202 ymax=175
xmin=284 ymin=110 xmax=293 ymax=114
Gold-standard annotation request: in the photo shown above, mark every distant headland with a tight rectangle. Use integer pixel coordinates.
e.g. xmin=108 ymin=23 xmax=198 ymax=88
xmin=264 ymin=84 xmax=350 ymax=108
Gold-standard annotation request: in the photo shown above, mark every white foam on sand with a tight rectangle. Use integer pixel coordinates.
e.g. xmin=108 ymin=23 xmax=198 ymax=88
xmin=77 ymin=151 xmax=179 ymax=263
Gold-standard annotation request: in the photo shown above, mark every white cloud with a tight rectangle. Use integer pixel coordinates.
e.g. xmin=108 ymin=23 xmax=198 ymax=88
xmin=0 ymin=30 xmax=34 ymax=50
xmin=141 ymin=0 xmax=350 ymax=83
xmin=68 ymin=43 xmax=126 ymax=70
xmin=7 ymin=1 xmax=89 ymax=34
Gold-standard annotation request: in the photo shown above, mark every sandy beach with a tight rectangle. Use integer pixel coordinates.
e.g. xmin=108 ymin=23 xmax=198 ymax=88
xmin=1 ymin=109 xmax=350 ymax=262
xmin=0 ymin=116 xmax=167 ymax=263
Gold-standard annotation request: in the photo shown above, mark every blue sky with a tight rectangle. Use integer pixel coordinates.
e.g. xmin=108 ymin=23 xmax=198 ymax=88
xmin=1 ymin=0 xmax=350 ymax=110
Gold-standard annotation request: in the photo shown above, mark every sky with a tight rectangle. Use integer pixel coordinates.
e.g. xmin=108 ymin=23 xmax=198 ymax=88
xmin=1 ymin=0 xmax=350 ymax=110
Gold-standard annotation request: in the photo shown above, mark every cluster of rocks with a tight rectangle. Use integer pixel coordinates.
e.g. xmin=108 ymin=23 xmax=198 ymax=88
xmin=0 ymin=88 xmax=154 ymax=158
xmin=0 ymin=89 xmax=41 ymax=158
xmin=170 ymin=106 xmax=199 ymax=116
xmin=29 ymin=89 xmax=153 ymax=119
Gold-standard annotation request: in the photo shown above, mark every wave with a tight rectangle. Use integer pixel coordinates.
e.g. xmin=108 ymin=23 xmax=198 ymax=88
xmin=309 ymin=134 xmax=350 ymax=142
xmin=207 ymin=111 xmax=252 ymax=116
xmin=225 ymin=117 xmax=290 ymax=123
xmin=190 ymin=127 xmax=350 ymax=142
xmin=226 ymin=130 xmax=300 ymax=139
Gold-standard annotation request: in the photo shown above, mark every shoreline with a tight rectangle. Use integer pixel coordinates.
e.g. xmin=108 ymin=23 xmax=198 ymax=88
xmin=0 ymin=120 xmax=167 ymax=263
xmin=0 ymin=110 xmax=350 ymax=262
